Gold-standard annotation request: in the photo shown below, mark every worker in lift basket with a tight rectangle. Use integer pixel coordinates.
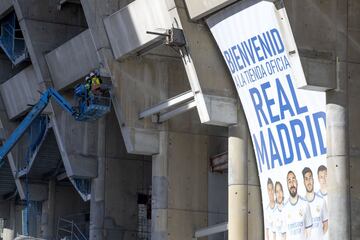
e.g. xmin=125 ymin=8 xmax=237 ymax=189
xmin=85 ymin=75 xmax=92 ymax=95
xmin=89 ymin=71 xmax=102 ymax=95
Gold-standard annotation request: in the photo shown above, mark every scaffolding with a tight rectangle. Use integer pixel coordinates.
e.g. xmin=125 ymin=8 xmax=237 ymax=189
xmin=72 ymin=178 xmax=91 ymax=201
xmin=0 ymin=11 xmax=28 ymax=65
xmin=21 ymin=116 xmax=48 ymax=237
xmin=18 ymin=115 xmax=49 ymax=173
xmin=22 ymin=201 xmax=42 ymax=237
xmin=56 ymin=213 xmax=89 ymax=240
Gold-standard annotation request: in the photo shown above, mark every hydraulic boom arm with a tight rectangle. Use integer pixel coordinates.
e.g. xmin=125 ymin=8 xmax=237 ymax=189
xmin=0 ymin=87 xmax=78 ymax=162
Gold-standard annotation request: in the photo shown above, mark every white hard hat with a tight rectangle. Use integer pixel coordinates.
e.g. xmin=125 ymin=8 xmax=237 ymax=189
xmin=85 ymin=76 xmax=90 ymax=81
xmin=89 ymin=72 xmax=95 ymax=77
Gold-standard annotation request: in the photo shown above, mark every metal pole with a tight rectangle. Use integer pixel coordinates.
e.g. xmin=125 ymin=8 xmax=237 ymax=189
xmin=228 ymin=107 xmax=248 ymax=240
xmin=71 ymin=220 xmax=74 ymax=240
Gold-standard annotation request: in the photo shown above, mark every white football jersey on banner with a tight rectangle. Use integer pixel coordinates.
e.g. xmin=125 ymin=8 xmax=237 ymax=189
xmin=307 ymin=193 xmax=328 ymax=240
xmin=272 ymin=202 xmax=286 ymax=240
xmin=317 ymin=190 xmax=328 ymax=204
xmin=283 ymin=196 xmax=313 ymax=240
xmin=265 ymin=204 xmax=276 ymax=240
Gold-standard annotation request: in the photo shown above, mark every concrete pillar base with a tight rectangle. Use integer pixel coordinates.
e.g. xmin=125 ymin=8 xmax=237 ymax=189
xmin=228 ymin=185 xmax=248 ymax=240
xmin=2 ymin=228 xmax=14 ymax=240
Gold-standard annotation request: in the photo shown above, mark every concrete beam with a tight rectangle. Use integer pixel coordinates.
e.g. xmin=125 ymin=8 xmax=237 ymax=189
xmin=13 ymin=0 xmax=87 ymax=86
xmin=50 ymin=106 xmax=98 ymax=178
xmin=109 ymin=89 xmax=161 ymax=156
xmin=14 ymin=0 xmax=87 ymax=27
xmin=110 ymin=71 xmax=161 ymax=155
xmin=300 ymin=56 xmax=336 ymax=91
xmin=297 ymin=48 xmax=337 ymax=91
xmin=103 ymin=1 xmax=238 ymax=126
xmin=175 ymin=7 xmax=238 ymax=126
xmin=0 ymin=56 xmax=15 ymax=85
xmin=103 ymin=0 xmax=173 ymax=59
xmin=0 ymin=65 xmax=40 ymax=119
xmin=0 ymin=0 xmax=12 ymax=19
xmin=20 ymin=183 xmax=48 ymax=201
xmin=184 ymin=0 xmax=237 ymax=20
xmin=45 ymin=29 xmax=100 ymax=90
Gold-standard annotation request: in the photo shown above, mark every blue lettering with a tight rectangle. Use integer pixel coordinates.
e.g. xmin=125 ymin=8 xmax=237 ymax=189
xmin=268 ymin=128 xmax=283 ymax=168
xmin=238 ymin=44 xmax=250 ymax=67
xmin=249 ymin=87 xmax=269 ymax=127
xmin=231 ymin=45 xmax=243 ymax=71
xmin=306 ymin=115 xmax=318 ymax=157
xmin=287 ymin=74 xmax=308 ymax=114
xmin=251 ymin=36 xmax=264 ymax=62
xmin=284 ymin=55 xmax=291 ymax=68
xmin=261 ymin=82 xmax=280 ymax=123
xmin=277 ymin=123 xmax=294 ymax=164
xmin=253 ymin=132 xmax=270 ymax=173
xmin=242 ymin=40 xmax=256 ymax=64
xmin=266 ymin=31 xmax=277 ymax=55
xmin=223 ymin=51 xmax=235 ymax=73
xmin=270 ymin=28 xmax=285 ymax=54
xmin=276 ymin=78 xmax=295 ymax=119
xmin=259 ymin=32 xmax=273 ymax=59
xmin=313 ymin=111 xmax=326 ymax=155
xmin=290 ymin=119 xmax=311 ymax=161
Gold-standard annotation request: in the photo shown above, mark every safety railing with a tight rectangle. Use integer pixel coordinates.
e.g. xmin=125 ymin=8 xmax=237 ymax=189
xmin=70 ymin=178 xmax=91 ymax=201
xmin=57 ymin=217 xmax=88 ymax=240
xmin=17 ymin=115 xmax=49 ymax=175
xmin=76 ymin=94 xmax=111 ymax=122
xmin=22 ymin=201 xmax=42 ymax=237
xmin=0 ymin=12 xmax=28 ymax=65
xmin=73 ymin=178 xmax=91 ymax=197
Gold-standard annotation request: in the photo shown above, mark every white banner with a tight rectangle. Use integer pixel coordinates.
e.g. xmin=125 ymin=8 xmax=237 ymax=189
xmin=207 ymin=1 xmax=328 ymax=240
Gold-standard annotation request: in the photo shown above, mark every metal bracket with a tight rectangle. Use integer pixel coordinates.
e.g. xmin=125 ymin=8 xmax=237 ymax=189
xmin=57 ymin=0 xmax=81 ymax=10
xmin=139 ymin=90 xmax=196 ymax=123
xmin=146 ymin=27 xmax=186 ymax=48
xmin=268 ymin=0 xmax=285 ymax=10
xmin=194 ymin=222 xmax=228 ymax=239
xmin=155 ymin=100 xmax=196 ymax=123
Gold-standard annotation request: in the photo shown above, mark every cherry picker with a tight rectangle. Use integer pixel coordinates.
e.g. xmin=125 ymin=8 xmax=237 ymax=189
xmin=0 ymin=82 xmax=111 ymax=163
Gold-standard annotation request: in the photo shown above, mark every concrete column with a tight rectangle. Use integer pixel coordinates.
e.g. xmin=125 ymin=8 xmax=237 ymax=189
xmin=3 ymin=200 xmax=17 ymax=240
xmin=327 ymin=96 xmax=350 ymax=238
xmin=42 ymin=180 xmax=56 ymax=239
xmin=9 ymin=200 xmax=16 ymax=231
xmin=152 ymin=131 xmax=208 ymax=239
xmin=90 ymin=118 xmax=106 ymax=240
xmin=228 ymin=108 xmax=248 ymax=240
xmin=326 ymin=0 xmax=350 ymax=236
xmin=151 ymin=131 xmax=168 ymax=240
xmin=2 ymin=229 xmax=14 ymax=240
xmin=247 ymin=136 xmax=263 ymax=239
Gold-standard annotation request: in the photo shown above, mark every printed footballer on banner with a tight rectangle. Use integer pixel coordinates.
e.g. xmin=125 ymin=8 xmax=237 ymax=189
xmin=265 ymin=165 xmax=328 ymax=240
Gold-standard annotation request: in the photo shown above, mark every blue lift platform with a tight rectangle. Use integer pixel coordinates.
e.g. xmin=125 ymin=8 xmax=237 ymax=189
xmin=0 ymin=84 xmax=111 ymax=164
xmin=0 ymin=81 xmax=111 ymax=236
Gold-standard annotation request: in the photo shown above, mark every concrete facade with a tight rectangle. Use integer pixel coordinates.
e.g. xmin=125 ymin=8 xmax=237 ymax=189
xmin=45 ymin=29 xmax=99 ymax=90
xmin=0 ymin=0 xmax=357 ymax=240
xmin=0 ymin=65 xmax=39 ymax=119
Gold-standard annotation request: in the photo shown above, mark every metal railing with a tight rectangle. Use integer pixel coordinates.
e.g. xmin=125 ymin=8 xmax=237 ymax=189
xmin=73 ymin=178 xmax=91 ymax=198
xmin=0 ymin=12 xmax=28 ymax=65
xmin=57 ymin=217 xmax=88 ymax=240
xmin=17 ymin=115 xmax=49 ymax=175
